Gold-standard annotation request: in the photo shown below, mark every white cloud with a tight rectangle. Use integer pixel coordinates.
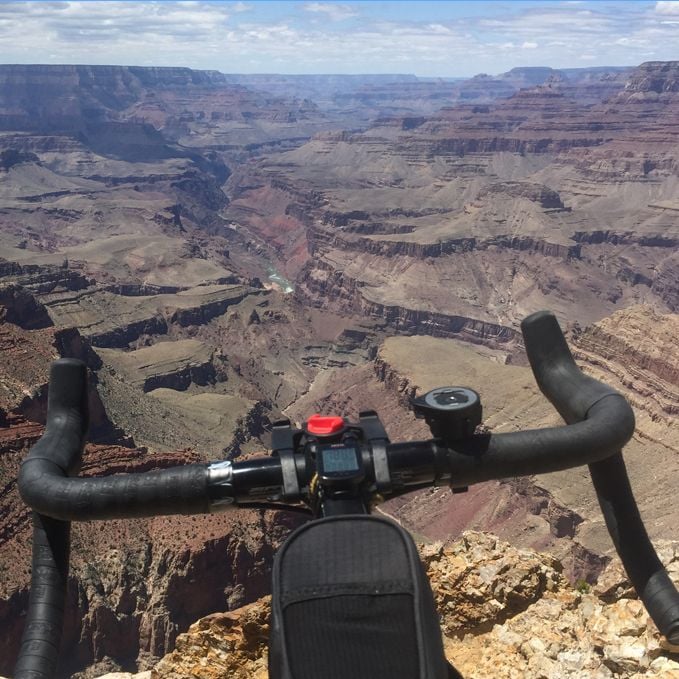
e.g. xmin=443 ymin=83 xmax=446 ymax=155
xmin=482 ymin=9 xmax=612 ymax=36
xmin=304 ymin=2 xmax=357 ymax=22
xmin=427 ymin=23 xmax=452 ymax=35
xmin=0 ymin=1 xmax=232 ymax=49
xmin=655 ymin=1 xmax=679 ymax=14
xmin=0 ymin=1 xmax=676 ymax=77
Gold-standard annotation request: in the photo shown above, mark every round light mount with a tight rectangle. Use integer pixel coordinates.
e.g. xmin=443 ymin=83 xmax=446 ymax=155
xmin=412 ymin=386 xmax=482 ymax=442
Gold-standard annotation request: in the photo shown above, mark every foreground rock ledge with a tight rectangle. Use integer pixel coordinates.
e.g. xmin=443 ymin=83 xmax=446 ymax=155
xmin=78 ymin=531 xmax=679 ymax=679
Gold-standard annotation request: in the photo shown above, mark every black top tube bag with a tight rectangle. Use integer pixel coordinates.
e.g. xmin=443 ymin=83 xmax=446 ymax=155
xmin=269 ymin=514 xmax=462 ymax=679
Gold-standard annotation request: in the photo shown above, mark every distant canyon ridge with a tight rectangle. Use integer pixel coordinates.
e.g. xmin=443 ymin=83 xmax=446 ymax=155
xmin=0 ymin=61 xmax=677 ymax=676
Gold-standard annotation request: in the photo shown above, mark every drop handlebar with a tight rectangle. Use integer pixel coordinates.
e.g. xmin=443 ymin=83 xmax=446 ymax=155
xmin=13 ymin=311 xmax=679 ymax=679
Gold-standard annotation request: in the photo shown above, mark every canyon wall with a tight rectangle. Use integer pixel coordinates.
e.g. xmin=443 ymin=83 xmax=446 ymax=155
xmin=1 ymin=60 xmax=678 ymax=679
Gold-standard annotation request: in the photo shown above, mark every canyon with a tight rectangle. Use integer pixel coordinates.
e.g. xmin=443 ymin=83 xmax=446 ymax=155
xmin=0 ymin=61 xmax=677 ymax=677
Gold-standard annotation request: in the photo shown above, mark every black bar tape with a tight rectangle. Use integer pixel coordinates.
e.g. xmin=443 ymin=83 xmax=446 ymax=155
xmin=27 ymin=359 xmax=89 ymax=474
xmin=438 ymin=397 xmax=634 ymax=484
xmin=15 ymin=359 xmax=86 ymax=679
xmin=590 ymin=453 xmax=679 ymax=643
xmin=20 ymin=458 xmax=211 ymax=521
xmin=523 ymin=312 xmax=679 ymax=643
xmin=14 ymin=514 xmax=69 ymax=679
xmin=522 ymin=310 xmax=622 ymax=424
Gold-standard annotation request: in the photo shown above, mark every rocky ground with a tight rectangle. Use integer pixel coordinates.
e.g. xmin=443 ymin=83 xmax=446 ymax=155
xmin=81 ymin=531 xmax=679 ymax=679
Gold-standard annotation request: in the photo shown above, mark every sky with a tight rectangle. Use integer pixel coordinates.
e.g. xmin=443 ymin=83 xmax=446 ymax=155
xmin=0 ymin=1 xmax=678 ymax=77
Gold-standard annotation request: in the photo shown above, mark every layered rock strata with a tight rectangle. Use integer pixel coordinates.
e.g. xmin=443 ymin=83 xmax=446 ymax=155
xmin=224 ymin=61 xmax=679 ymax=343
xmin=572 ymin=305 xmax=679 ymax=422
xmin=0 ymin=260 xmax=91 ymax=297
xmin=0 ymin=65 xmax=330 ymax=148
xmin=44 ymin=284 xmax=256 ymax=348
xmin=96 ymin=340 xmax=218 ymax=392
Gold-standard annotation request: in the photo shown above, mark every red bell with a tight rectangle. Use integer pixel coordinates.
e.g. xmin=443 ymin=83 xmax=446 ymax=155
xmin=306 ymin=414 xmax=345 ymax=436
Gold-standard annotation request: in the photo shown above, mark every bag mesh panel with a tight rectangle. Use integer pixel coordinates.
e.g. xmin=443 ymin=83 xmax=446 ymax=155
xmin=279 ymin=519 xmax=412 ymax=594
xmin=283 ymin=593 xmax=419 ymax=679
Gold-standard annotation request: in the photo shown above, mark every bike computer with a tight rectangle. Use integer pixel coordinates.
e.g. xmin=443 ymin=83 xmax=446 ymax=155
xmin=317 ymin=443 xmax=364 ymax=487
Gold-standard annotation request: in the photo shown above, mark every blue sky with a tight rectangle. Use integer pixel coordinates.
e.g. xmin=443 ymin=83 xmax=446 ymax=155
xmin=0 ymin=1 xmax=676 ymax=76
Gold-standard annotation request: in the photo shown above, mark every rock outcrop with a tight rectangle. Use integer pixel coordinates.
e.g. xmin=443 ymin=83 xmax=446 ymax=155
xmin=475 ymin=181 xmax=565 ymax=209
xmin=614 ymin=61 xmax=679 ymax=99
xmin=0 ymin=283 xmax=54 ymax=329
xmin=0 ymin=289 xmax=106 ymax=432
xmin=295 ymin=257 xmax=522 ymax=351
xmin=573 ymin=305 xmax=679 ymax=420
xmin=151 ymin=599 xmax=270 ymax=679
xmin=96 ymin=340 xmax=218 ymax=392
xmin=44 ymin=284 xmax=255 ymax=349
xmin=0 ymin=260 xmax=92 ymax=296
xmin=140 ymin=531 xmax=679 ymax=679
